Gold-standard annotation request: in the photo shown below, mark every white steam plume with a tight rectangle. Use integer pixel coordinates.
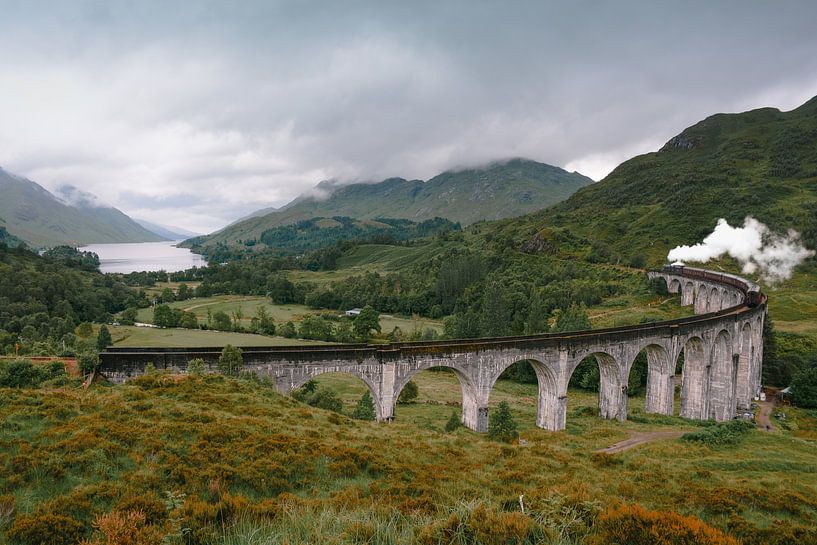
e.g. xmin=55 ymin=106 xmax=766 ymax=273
xmin=667 ymin=217 xmax=815 ymax=284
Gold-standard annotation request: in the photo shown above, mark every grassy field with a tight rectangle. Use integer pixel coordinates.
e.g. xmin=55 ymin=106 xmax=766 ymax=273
xmin=765 ymin=271 xmax=817 ymax=341
xmin=132 ymin=295 xmax=443 ymax=336
xmin=143 ymin=281 xmax=202 ymax=299
xmin=586 ymin=291 xmax=689 ymax=329
xmin=308 ymin=369 xmax=683 ymax=433
xmin=108 ymin=325 xmax=328 ymax=348
xmin=1 ymin=373 xmax=815 ymax=544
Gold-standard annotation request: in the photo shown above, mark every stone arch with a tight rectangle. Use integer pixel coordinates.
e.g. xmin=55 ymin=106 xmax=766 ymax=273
xmin=394 ymin=363 xmax=483 ymax=431
xmin=680 ymin=336 xmax=708 ymax=419
xmin=488 ymin=358 xmax=564 ymax=431
xmin=668 ymin=278 xmax=681 ymax=294
xmin=694 ymin=284 xmax=709 ymax=314
xmin=629 ymin=343 xmax=674 ymax=416
xmin=735 ymin=322 xmax=753 ymax=410
xmin=708 ymin=287 xmax=722 ymax=312
xmin=568 ymin=351 xmax=626 ymax=421
xmin=681 ymin=281 xmax=695 ymax=306
xmin=291 ymin=370 xmax=386 ymax=421
xmin=708 ymin=329 xmax=735 ymax=421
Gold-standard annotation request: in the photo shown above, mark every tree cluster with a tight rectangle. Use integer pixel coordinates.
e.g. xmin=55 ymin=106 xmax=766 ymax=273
xmin=0 ymin=245 xmax=145 ymax=355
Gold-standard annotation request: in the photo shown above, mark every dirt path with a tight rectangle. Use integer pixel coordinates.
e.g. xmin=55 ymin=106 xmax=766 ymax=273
xmin=757 ymin=400 xmax=777 ymax=432
xmin=596 ymin=430 xmax=685 ymax=454
xmin=183 ymin=301 xmax=222 ymax=311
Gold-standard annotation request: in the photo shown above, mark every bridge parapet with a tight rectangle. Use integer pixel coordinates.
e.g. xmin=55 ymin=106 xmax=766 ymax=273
xmin=101 ymin=267 xmax=766 ymax=432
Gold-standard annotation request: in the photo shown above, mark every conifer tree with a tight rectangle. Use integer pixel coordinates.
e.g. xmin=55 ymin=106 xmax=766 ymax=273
xmin=488 ymin=401 xmax=518 ymax=443
xmin=96 ymin=324 xmax=112 ymax=351
xmin=445 ymin=410 xmax=461 ymax=432
xmin=352 ymin=391 xmax=376 ymax=421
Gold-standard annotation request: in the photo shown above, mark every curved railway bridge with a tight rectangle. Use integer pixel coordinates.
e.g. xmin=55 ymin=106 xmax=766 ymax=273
xmin=100 ymin=266 xmax=766 ymax=432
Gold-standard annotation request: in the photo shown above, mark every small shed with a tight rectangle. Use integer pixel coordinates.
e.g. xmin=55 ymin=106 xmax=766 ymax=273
xmin=345 ymin=308 xmax=363 ymax=317
xmin=779 ymin=386 xmax=793 ymax=405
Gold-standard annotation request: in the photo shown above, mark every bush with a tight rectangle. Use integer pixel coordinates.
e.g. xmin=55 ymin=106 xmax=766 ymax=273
xmin=445 ymin=410 xmax=461 ymax=432
xmin=8 ymin=513 xmax=86 ymax=545
xmin=589 ymin=503 xmax=739 ymax=545
xmin=218 ymin=345 xmax=243 ymax=376
xmin=488 ymin=401 xmax=518 ymax=443
xmin=187 ymin=358 xmax=206 ymax=376
xmin=96 ymin=324 xmax=112 ymax=351
xmin=792 ymin=364 xmax=817 ymax=408
xmin=293 ymin=383 xmax=343 ymax=413
xmin=77 ymin=349 xmax=99 ymax=376
xmin=397 ymin=380 xmax=419 ymax=404
xmin=681 ymin=420 xmax=754 ymax=446
xmin=0 ymin=359 xmax=65 ymax=388
xmin=352 ymin=391 xmax=376 ymax=421
xmin=83 ymin=509 xmax=165 ymax=545
xmin=114 ymin=492 xmax=167 ymax=525
xmin=280 ymin=321 xmax=297 ymax=338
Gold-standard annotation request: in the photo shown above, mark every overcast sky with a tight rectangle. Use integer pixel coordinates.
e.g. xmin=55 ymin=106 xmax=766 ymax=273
xmin=1 ymin=1 xmax=817 ymax=233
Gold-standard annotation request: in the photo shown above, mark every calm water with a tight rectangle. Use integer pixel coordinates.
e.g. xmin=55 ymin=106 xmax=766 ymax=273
xmin=79 ymin=241 xmax=207 ymax=274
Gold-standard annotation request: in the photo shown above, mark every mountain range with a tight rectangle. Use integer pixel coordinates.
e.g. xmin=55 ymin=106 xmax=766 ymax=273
xmin=134 ymin=219 xmax=201 ymax=241
xmin=494 ymin=96 xmax=817 ymax=266
xmin=0 ymin=168 xmax=168 ymax=248
xmin=186 ymin=158 xmax=592 ymax=252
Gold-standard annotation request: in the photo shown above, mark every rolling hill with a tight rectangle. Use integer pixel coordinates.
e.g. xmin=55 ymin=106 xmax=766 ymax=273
xmin=0 ymin=168 xmax=166 ymax=247
xmin=483 ymin=97 xmax=817 ymax=267
xmin=187 ymin=158 xmax=592 ymax=252
xmin=186 ymin=216 xmax=458 ymax=260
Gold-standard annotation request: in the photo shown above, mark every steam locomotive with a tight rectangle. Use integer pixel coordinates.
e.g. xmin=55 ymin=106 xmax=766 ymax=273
xmin=661 ymin=264 xmax=763 ymax=307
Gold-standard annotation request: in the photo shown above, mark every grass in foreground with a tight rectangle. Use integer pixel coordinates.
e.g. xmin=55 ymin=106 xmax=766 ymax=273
xmin=1 ymin=373 xmax=815 ymax=544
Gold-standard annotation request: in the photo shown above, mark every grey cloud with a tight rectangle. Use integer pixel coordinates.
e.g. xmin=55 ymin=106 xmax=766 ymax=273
xmin=1 ymin=1 xmax=816 ymax=233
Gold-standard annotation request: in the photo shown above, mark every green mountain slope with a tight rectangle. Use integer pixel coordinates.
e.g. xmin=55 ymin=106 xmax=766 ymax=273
xmin=0 ymin=226 xmax=23 ymax=247
xmin=186 ymin=216 xmax=459 ymax=260
xmin=0 ymin=169 xmax=166 ymax=247
xmin=487 ymin=97 xmax=817 ymax=266
xmin=190 ymin=158 xmax=592 ymax=251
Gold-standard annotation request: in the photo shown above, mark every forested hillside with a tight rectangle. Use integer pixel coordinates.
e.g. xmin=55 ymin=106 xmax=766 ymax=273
xmin=0 ymin=168 xmax=165 ymax=247
xmin=0 ymin=244 xmax=146 ymax=355
xmin=485 ymin=97 xmax=817 ymax=267
xmin=186 ymin=158 xmax=592 ymax=254
xmin=185 ymin=216 xmax=459 ymax=261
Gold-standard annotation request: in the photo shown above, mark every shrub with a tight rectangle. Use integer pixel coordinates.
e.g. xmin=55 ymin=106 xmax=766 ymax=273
xmin=280 ymin=321 xmax=297 ymax=338
xmin=77 ymin=350 xmax=100 ymax=376
xmin=418 ymin=503 xmax=533 ymax=545
xmin=352 ymin=391 xmax=376 ymax=421
xmin=0 ymin=359 xmax=65 ymax=388
xmin=397 ymin=380 xmax=419 ymax=404
xmin=218 ymin=345 xmax=243 ymax=376
xmin=681 ymin=420 xmax=754 ymax=446
xmin=115 ymin=491 xmax=167 ymax=525
xmin=792 ymin=364 xmax=817 ymax=408
xmin=444 ymin=410 xmax=461 ymax=432
xmin=7 ymin=513 xmax=85 ymax=545
xmin=83 ymin=510 xmax=165 ymax=545
xmin=488 ymin=401 xmax=518 ymax=443
xmin=0 ymin=359 xmax=44 ymax=388
xmin=294 ymin=383 xmax=343 ymax=413
xmin=309 ymin=388 xmax=343 ymax=413
xmin=589 ymin=503 xmax=739 ymax=545
xmin=187 ymin=358 xmax=206 ymax=376
xmin=96 ymin=325 xmax=112 ymax=351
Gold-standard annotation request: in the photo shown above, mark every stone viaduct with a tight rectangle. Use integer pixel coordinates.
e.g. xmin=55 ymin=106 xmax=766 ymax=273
xmin=100 ymin=266 xmax=766 ymax=432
